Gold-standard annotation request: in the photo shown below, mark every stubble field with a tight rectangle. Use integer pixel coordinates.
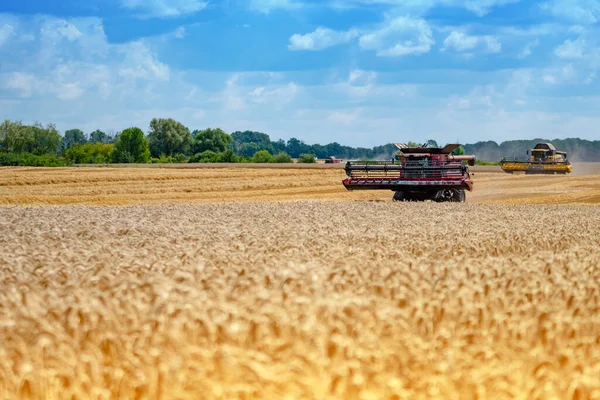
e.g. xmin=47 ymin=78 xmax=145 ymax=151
xmin=1 ymin=165 xmax=600 ymax=399
xmin=1 ymin=163 xmax=600 ymax=205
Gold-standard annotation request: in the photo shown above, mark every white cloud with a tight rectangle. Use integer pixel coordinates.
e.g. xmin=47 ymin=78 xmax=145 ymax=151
xmin=212 ymin=74 xmax=300 ymax=113
xmin=327 ymin=111 xmax=359 ymax=124
xmin=288 ymin=27 xmax=360 ymax=51
xmin=249 ymin=0 xmax=303 ymax=13
xmin=173 ymin=26 xmax=186 ymax=39
xmin=1 ymin=16 xmax=172 ymax=104
xmin=458 ymin=0 xmax=522 ymax=16
xmin=29 ymin=17 xmax=111 ymax=65
xmin=447 ymin=86 xmax=496 ymax=110
xmin=497 ymin=23 xmax=561 ymax=37
xmin=442 ymin=31 xmax=478 ymax=51
xmin=484 ymin=36 xmax=502 ymax=53
xmin=349 ymin=69 xmax=376 ymax=86
xmin=0 ymin=24 xmax=15 ymax=47
xmin=120 ymin=0 xmax=208 ymax=18
xmin=3 ymin=10 xmax=600 ymax=147
xmin=534 ymin=53 xmax=600 ymax=86
xmin=554 ymin=37 xmax=586 ymax=58
xmin=517 ymin=39 xmax=539 ymax=59
xmin=584 ymin=72 xmax=597 ymax=84
xmin=541 ymin=0 xmax=600 ymax=24
xmin=562 ymin=63 xmax=575 ymax=78
xmin=569 ymin=25 xmax=586 ymax=34
xmin=334 ymin=69 xmax=378 ymax=98
xmin=442 ymin=31 xmax=501 ymax=53
xmin=192 ymin=110 xmax=206 ymax=120
xmin=9 ymin=68 xmax=89 ymax=100
xmin=3 ymin=67 xmax=92 ymax=101
xmin=290 ymin=17 xmax=436 ymax=57
xmin=118 ymin=42 xmax=170 ymax=82
xmin=40 ymin=18 xmax=83 ymax=42
xmin=59 ymin=82 xmax=85 ymax=100
xmin=359 ymin=17 xmax=434 ymax=56
xmin=222 ymin=76 xmax=246 ymax=110
xmin=332 ymin=69 xmax=417 ymax=102
xmin=4 ymin=72 xmax=36 ymax=98
xmin=213 ymin=74 xmax=276 ymax=111
xmin=248 ymin=82 xmax=299 ymax=107
xmin=327 ymin=0 xmax=522 ymax=16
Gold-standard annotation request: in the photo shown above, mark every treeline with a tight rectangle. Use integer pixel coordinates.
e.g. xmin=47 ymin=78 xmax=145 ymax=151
xmin=1 ymin=118 xmax=598 ymax=166
xmin=0 ymin=118 xmax=400 ymax=166
xmin=464 ymin=138 xmax=600 ymax=162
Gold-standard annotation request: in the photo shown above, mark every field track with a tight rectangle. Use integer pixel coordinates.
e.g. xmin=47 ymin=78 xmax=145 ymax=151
xmin=1 ymin=163 xmax=600 ymax=205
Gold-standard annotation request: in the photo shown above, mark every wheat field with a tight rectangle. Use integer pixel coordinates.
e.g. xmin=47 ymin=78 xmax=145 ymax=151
xmin=1 ymin=166 xmax=600 ymax=399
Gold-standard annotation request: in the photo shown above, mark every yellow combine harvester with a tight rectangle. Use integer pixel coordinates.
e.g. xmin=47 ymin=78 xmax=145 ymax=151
xmin=500 ymin=142 xmax=572 ymax=174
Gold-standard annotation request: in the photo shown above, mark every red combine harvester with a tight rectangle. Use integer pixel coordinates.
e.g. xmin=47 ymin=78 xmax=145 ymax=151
xmin=325 ymin=156 xmax=343 ymax=164
xmin=342 ymin=143 xmax=476 ymax=202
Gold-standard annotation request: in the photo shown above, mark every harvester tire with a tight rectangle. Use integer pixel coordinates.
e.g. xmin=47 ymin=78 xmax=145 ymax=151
xmin=455 ymin=190 xmax=466 ymax=202
xmin=434 ymin=189 xmax=465 ymax=203
xmin=392 ymin=191 xmax=405 ymax=201
xmin=446 ymin=189 xmax=465 ymax=202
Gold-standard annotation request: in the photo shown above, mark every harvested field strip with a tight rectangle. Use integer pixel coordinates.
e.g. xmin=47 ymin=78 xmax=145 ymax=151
xmin=2 ymin=177 xmax=338 ymax=195
xmin=0 ymin=187 xmax=353 ymax=206
xmin=487 ymin=190 xmax=600 ymax=204
xmin=0 ymin=168 xmax=337 ymax=186
xmin=1 ymin=166 xmax=600 ymax=205
xmin=0 ymin=203 xmax=599 ymax=398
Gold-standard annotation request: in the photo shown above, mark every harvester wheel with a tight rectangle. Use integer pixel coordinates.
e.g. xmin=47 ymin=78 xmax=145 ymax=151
xmin=434 ymin=189 xmax=465 ymax=203
xmin=455 ymin=190 xmax=466 ymax=202
xmin=392 ymin=191 xmax=405 ymax=201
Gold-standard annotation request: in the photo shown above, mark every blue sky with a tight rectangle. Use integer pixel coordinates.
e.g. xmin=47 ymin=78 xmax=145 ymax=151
xmin=0 ymin=0 xmax=599 ymax=146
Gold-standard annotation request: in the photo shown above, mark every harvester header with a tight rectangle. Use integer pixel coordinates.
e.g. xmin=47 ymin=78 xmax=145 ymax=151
xmin=343 ymin=142 xmax=476 ymax=202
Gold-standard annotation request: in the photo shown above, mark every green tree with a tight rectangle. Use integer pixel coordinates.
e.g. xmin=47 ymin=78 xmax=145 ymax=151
xmin=321 ymin=142 xmax=345 ymax=158
xmin=193 ymin=128 xmax=233 ymax=154
xmin=0 ymin=152 xmax=67 ymax=167
xmin=1 ymin=121 xmax=61 ymax=155
xmin=188 ymin=149 xmax=239 ymax=163
xmin=238 ymin=142 xmax=261 ymax=158
xmin=62 ymin=129 xmax=87 ymax=151
xmin=112 ymin=127 xmax=151 ymax=163
xmin=2 ymin=121 xmax=34 ymax=154
xmin=273 ymin=152 xmax=293 ymax=163
xmin=451 ymin=145 xmax=466 ymax=156
xmin=32 ymin=123 xmax=61 ymax=155
xmin=64 ymin=143 xmax=114 ymax=164
xmin=148 ymin=118 xmax=193 ymax=157
xmin=272 ymin=139 xmax=287 ymax=154
xmin=231 ymin=130 xmax=274 ymax=154
xmin=252 ymin=150 xmax=274 ymax=163
xmin=298 ymin=153 xmax=317 ymax=163
xmin=0 ymin=120 xmax=20 ymax=152
xmin=189 ymin=150 xmax=219 ymax=163
xmin=89 ymin=129 xmax=112 ymax=144
xmin=151 ymin=153 xmax=187 ymax=163
xmin=286 ymin=137 xmax=311 ymax=158
xmin=219 ymin=149 xmax=239 ymax=163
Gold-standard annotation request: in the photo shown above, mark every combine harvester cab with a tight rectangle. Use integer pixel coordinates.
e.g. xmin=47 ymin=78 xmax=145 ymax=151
xmin=342 ymin=143 xmax=476 ymax=202
xmin=500 ymin=142 xmax=572 ymax=174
